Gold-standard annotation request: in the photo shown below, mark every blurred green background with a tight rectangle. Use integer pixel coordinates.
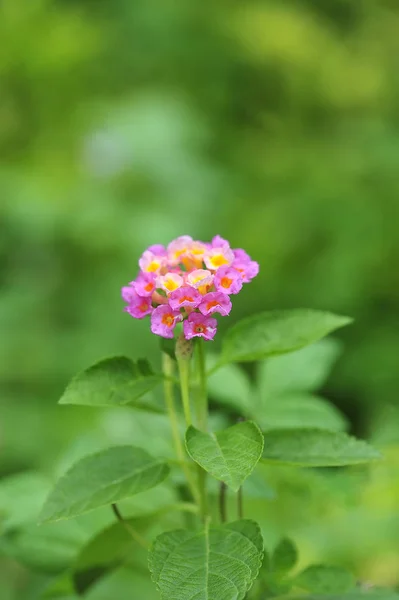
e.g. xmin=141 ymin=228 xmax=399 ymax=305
xmin=1 ymin=0 xmax=399 ymax=597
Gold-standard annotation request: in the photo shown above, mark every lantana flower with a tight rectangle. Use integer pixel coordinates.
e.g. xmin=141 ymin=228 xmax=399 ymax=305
xmin=183 ymin=313 xmax=217 ymax=341
xmin=122 ymin=235 xmax=259 ymax=340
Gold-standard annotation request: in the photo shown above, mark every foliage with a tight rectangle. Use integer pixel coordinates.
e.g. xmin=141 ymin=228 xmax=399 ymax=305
xmin=2 ymin=306 xmax=396 ymax=599
xmin=1 ymin=0 xmax=399 ymax=597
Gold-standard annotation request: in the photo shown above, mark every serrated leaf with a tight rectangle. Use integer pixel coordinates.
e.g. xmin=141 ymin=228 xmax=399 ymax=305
xmin=294 ymin=564 xmax=355 ymax=594
xmin=262 ymin=429 xmax=382 ymax=466
xmin=59 ymin=357 xmax=163 ymax=410
xmin=258 ymin=394 xmax=348 ymax=433
xmin=149 ymin=519 xmax=263 ymax=600
xmin=258 ymin=338 xmax=342 ymax=397
xmin=220 ymin=310 xmax=352 ymax=364
xmin=185 ymin=421 xmax=264 ymax=491
xmin=39 ymin=446 xmax=170 ymax=523
xmin=272 ymin=537 xmax=298 ymax=572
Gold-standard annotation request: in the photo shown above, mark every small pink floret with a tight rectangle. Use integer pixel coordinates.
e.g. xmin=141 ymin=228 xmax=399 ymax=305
xmin=167 ymin=236 xmax=194 ymax=265
xmin=233 ymin=260 xmax=259 ymax=283
xmin=121 ymin=283 xmax=136 ymax=303
xmin=138 ymin=250 xmax=165 ymax=274
xmin=211 ymin=235 xmax=231 ymax=249
xmin=204 ymin=247 xmax=235 ymax=271
xmin=186 ymin=269 xmax=214 ymax=289
xmin=150 ymin=305 xmax=183 ymax=338
xmin=132 ymin=272 xmax=156 ymax=297
xmin=125 ymin=292 xmax=154 ymax=319
xmin=169 ymin=286 xmax=202 ymax=310
xmin=198 ymin=292 xmax=232 ymax=316
xmin=183 ymin=312 xmax=217 ymax=341
xmin=156 ymin=272 xmax=184 ymax=293
xmin=213 ymin=266 xmax=243 ymax=295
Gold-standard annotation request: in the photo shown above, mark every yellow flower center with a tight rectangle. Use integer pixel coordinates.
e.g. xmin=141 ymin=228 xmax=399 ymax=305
xmin=210 ymin=254 xmax=229 ymax=268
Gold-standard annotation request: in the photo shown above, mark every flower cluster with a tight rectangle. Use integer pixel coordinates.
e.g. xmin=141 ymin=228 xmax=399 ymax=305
xmin=122 ymin=235 xmax=259 ymax=340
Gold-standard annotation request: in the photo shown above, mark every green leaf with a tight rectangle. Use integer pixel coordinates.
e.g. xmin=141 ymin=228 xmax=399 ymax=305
xmin=0 ymin=471 xmax=51 ymax=532
xmin=207 ymin=353 xmax=252 ymax=414
xmin=272 ymin=537 xmax=298 ymax=573
xmin=1 ymin=522 xmax=82 ymax=573
xmin=276 ymin=595 xmax=399 ymax=600
xmin=185 ymin=421 xmax=264 ymax=491
xmin=258 ymin=338 xmax=342 ymax=397
xmin=149 ymin=519 xmax=263 ymax=600
xmin=220 ymin=310 xmax=352 ymax=364
xmin=39 ymin=446 xmax=170 ymax=523
xmin=258 ymin=394 xmax=348 ymax=433
xmin=262 ymin=429 xmax=382 ymax=466
xmin=294 ymin=564 xmax=355 ymax=594
xmin=243 ymin=464 xmax=276 ymax=500
xmin=85 ymin=567 xmax=159 ymax=600
xmin=59 ymin=357 xmax=163 ymax=410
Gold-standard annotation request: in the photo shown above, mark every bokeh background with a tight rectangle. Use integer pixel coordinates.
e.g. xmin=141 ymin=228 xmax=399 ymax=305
xmin=1 ymin=0 xmax=399 ymax=597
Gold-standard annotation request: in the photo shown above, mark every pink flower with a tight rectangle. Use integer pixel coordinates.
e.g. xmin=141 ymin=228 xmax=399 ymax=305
xmin=132 ymin=272 xmax=156 ymax=297
xmin=169 ymin=286 xmax=202 ymax=310
xmin=204 ymin=246 xmax=235 ymax=271
xmin=186 ymin=269 xmax=213 ymax=290
xmin=183 ymin=312 xmax=217 ymax=341
xmin=198 ymin=292 xmax=232 ymax=316
xmin=233 ymin=248 xmax=251 ymax=262
xmin=125 ymin=292 xmax=154 ymax=319
xmin=213 ymin=266 xmax=243 ymax=295
xmin=151 ymin=305 xmax=183 ymax=338
xmin=139 ymin=249 xmax=166 ymax=274
xmin=121 ymin=283 xmax=136 ymax=303
xmin=211 ymin=235 xmax=231 ymax=249
xmin=167 ymin=236 xmax=193 ymax=266
xmin=233 ymin=260 xmax=259 ymax=283
xmin=156 ymin=272 xmax=184 ymax=293
xmin=147 ymin=244 xmax=167 ymax=256
xmin=186 ymin=240 xmax=208 ymax=267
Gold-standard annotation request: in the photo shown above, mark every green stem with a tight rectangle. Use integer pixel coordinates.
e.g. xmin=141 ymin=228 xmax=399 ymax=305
xmin=162 ymin=353 xmax=199 ymax=504
xmin=219 ymin=482 xmax=227 ymax=523
xmin=237 ymin=486 xmax=244 ymax=519
xmin=177 ymin=356 xmax=192 ymax=427
xmin=195 ymin=339 xmax=209 ymax=521
xmin=111 ymin=504 xmax=149 ymax=549
xmin=196 ymin=339 xmax=208 ymax=431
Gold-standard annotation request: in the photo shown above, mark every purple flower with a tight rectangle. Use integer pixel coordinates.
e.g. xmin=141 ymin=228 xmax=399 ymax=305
xmin=198 ymin=292 xmax=232 ymax=316
xmin=169 ymin=286 xmax=202 ymax=310
xmin=132 ymin=272 xmax=156 ymax=297
xmin=125 ymin=292 xmax=154 ymax=319
xmin=213 ymin=266 xmax=243 ymax=295
xmin=150 ymin=305 xmax=183 ymax=338
xmin=183 ymin=312 xmax=217 ymax=341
